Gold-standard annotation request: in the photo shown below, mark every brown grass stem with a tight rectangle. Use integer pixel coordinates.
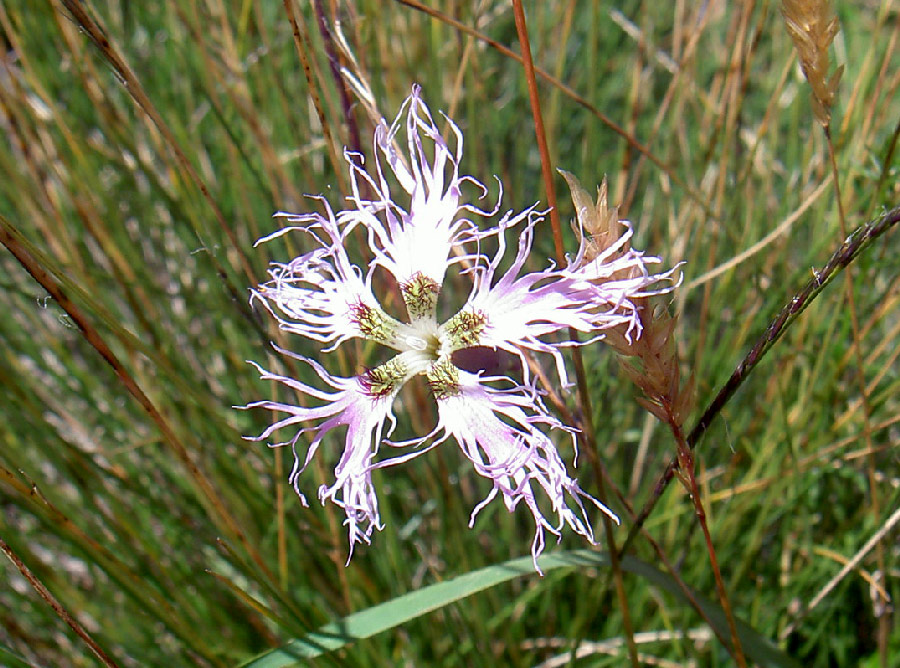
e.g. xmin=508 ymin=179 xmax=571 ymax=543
xmin=509 ymin=2 xmax=638 ymax=664
xmin=825 ymin=124 xmax=889 ymax=664
xmin=0 ymin=215 xmax=276 ymax=591
xmin=393 ymin=0 xmax=714 ymax=218
xmin=618 ymin=203 xmax=900 ymax=558
xmin=56 ymin=0 xmax=257 ymax=285
xmin=282 ymin=0 xmax=349 ymax=197
xmin=670 ymin=420 xmax=747 ymax=667
xmin=311 ymin=0 xmax=363 ymax=158
xmin=0 ymin=534 xmax=120 ymax=667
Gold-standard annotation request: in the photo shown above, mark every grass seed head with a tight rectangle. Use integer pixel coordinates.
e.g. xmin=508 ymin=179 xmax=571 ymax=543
xmin=781 ymin=0 xmax=843 ymax=126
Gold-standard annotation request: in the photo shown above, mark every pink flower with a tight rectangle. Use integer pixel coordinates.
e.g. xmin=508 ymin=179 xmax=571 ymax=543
xmin=244 ymin=85 xmax=674 ymax=571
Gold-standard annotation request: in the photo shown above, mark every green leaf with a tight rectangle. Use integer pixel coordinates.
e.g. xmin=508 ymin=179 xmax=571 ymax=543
xmin=0 ymin=643 xmax=35 ymax=668
xmin=240 ymin=550 xmax=799 ymax=667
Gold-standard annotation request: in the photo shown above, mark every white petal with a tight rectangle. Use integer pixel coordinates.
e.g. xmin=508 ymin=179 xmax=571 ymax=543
xmin=431 ymin=368 xmax=617 ymax=573
xmin=255 ymin=202 xmax=403 ymax=351
xmin=339 ymin=86 xmax=489 ymax=291
xmin=453 ymin=213 xmax=677 ymax=384
xmin=244 ymin=351 xmax=400 ymax=558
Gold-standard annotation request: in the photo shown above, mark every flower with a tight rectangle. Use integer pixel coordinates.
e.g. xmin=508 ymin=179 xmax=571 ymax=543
xmin=245 ymin=85 xmax=674 ymax=572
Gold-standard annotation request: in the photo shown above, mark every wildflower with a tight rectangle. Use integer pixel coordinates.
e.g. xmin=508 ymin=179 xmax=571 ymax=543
xmin=246 ymin=85 xmax=674 ymax=571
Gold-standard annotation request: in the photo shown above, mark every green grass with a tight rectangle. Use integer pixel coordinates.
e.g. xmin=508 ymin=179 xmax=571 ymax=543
xmin=1 ymin=1 xmax=898 ymax=666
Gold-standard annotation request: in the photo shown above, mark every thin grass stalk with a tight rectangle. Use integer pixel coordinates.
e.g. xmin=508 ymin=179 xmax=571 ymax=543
xmin=169 ymin=1 xmax=301 ymax=207
xmin=55 ymin=0 xmax=257 ymax=286
xmin=685 ymin=5 xmax=764 ymax=388
xmin=844 ymin=9 xmax=898 ymax=175
xmin=0 ymin=204 xmax=248 ymax=425
xmin=0 ymin=216 xmax=276 ymax=588
xmin=0 ymin=535 xmax=120 ymax=668
xmin=509 ymin=2 xmax=639 ymax=666
xmin=311 ymin=0 xmax=362 ymax=157
xmin=670 ymin=421 xmax=747 ymax=667
xmin=824 ymin=124 xmax=890 ymax=664
xmin=783 ymin=0 xmax=890 ymax=654
xmin=619 ymin=1 xmax=716 ymax=213
xmin=0 ymin=465 xmax=218 ymax=661
xmin=544 ymin=0 xmax=576 ymax=165
xmin=618 ymin=204 xmax=900 ymax=558
xmin=283 ymin=0 xmax=349 ymax=196
xmin=394 ymin=0 xmax=713 ymax=218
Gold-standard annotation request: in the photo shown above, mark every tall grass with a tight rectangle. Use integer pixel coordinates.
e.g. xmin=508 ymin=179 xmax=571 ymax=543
xmin=1 ymin=1 xmax=898 ymax=666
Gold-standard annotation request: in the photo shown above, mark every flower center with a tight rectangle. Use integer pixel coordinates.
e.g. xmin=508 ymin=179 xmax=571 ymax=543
xmin=403 ymin=334 xmax=429 ymax=352
xmin=392 ymin=318 xmax=442 ymax=377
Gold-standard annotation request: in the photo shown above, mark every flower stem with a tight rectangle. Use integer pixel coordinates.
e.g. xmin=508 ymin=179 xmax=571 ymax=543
xmin=670 ymin=417 xmax=747 ymax=667
xmin=510 ymin=2 xmax=638 ymax=664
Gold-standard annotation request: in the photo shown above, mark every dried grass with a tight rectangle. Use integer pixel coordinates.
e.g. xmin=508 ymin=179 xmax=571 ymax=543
xmin=781 ymin=0 xmax=844 ymax=125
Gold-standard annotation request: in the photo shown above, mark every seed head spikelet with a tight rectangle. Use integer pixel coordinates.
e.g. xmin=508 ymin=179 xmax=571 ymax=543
xmin=781 ymin=0 xmax=843 ymax=126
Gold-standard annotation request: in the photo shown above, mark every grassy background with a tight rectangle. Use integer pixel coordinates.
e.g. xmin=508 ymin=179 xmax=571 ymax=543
xmin=1 ymin=0 xmax=898 ymax=666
